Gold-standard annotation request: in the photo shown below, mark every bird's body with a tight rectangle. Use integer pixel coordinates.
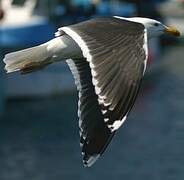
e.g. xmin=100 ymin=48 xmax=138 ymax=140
xmin=3 ymin=16 xmax=180 ymax=167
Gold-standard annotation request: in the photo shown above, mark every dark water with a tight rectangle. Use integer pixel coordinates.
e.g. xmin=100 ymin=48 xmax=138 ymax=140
xmin=0 ymin=46 xmax=184 ymax=180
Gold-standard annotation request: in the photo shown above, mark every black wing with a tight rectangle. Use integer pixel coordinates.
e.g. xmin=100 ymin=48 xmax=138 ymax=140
xmin=67 ymin=58 xmax=115 ymax=167
xmin=59 ymin=17 xmax=148 ymax=166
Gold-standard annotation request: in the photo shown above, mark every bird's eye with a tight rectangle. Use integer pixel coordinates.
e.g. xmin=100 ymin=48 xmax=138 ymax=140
xmin=154 ymin=23 xmax=159 ymax=26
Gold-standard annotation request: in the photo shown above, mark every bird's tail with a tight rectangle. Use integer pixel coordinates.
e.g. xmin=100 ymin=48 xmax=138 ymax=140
xmin=3 ymin=43 xmax=52 ymax=74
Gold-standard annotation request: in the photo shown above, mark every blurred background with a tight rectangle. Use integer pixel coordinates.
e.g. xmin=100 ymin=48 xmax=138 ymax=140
xmin=0 ymin=0 xmax=184 ymax=179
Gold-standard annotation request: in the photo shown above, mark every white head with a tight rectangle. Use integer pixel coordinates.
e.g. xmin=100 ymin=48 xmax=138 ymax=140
xmin=129 ymin=17 xmax=180 ymax=39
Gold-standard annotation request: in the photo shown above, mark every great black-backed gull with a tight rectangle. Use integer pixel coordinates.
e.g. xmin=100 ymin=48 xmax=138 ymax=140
xmin=3 ymin=16 xmax=180 ymax=167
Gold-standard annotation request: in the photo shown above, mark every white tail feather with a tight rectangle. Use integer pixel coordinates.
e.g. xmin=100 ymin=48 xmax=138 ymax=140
xmin=3 ymin=44 xmax=50 ymax=73
xmin=3 ymin=36 xmax=82 ymax=74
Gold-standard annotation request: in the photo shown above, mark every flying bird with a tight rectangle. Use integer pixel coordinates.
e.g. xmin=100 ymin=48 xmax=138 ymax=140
xmin=3 ymin=16 xmax=180 ymax=167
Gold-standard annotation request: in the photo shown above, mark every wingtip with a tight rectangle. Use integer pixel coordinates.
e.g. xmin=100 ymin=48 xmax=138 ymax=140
xmin=83 ymin=154 xmax=100 ymax=167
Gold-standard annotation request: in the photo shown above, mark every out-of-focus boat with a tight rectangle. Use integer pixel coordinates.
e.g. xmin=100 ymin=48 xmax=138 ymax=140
xmin=0 ymin=0 xmax=55 ymax=47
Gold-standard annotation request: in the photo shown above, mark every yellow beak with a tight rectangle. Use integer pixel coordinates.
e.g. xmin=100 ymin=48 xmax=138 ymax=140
xmin=164 ymin=26 xmax=181 ymax=37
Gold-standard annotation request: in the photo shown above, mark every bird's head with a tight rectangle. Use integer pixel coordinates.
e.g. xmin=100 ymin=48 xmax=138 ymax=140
xmin=129 ymin=17 xmax=180 ymax=39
